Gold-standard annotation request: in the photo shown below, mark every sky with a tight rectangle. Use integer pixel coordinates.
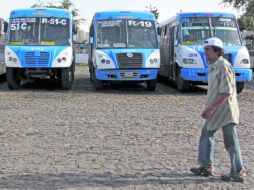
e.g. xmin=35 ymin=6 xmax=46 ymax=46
xmin=0 ymin=0 xmax=241 ymax=31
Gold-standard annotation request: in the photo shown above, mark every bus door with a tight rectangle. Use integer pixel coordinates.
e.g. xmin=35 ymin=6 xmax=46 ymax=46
xmin=159 ymin=25 xmax=169 ymax=77
xmin=168 ymin=26 xmax=177 ymax=79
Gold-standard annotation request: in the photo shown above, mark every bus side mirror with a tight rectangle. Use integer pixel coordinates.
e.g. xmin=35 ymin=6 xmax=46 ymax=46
xmin=89 ymin=37 xmax=93 ymax=44
xmin=174 ymin=39 xmax=179 ymax=46
xmin=157 ymin=27 xmax=162 ymax=36
xmin=90 ymin=25 xmax=94 ymax=37
xmin=4 ymin=22 xmax=8 ymax=33
xmin=73 ymin=24 xmax=78 ymax=34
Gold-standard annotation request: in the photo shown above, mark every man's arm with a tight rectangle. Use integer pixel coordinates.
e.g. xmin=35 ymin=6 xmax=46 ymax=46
xmin=202 ymin=93 xmax=230 ymax=119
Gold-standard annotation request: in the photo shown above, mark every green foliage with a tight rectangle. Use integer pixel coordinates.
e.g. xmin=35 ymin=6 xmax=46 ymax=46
xmin=222 ymin=0 xmax=254 ymax=31
xmin=238 ymin=16 xmax=254 ymax=31
xmin=31 ymin=0 xmax=84 ymax=25
xmin=221 ymin=0 xmax=248 ymax=10
xmin=150 ymin=8 xmax=159 ymax=20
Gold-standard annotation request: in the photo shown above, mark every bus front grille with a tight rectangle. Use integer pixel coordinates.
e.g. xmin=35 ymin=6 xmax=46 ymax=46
xmin=24 ymin=52 xmax=50 ymax=66
xmin=117 ymin=53 xmax=143 ymax=68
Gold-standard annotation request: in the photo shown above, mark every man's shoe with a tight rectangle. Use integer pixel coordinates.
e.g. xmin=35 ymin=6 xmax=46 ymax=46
xmin=221 ymin=170 xmax=246 ymax=182
xmin=190 ymin=164 xmax=214 ymax=177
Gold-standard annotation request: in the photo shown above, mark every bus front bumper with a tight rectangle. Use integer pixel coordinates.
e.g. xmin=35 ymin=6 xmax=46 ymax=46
xmin=181 ymin=68 xmax=253 ymax=82
xmin=95 ymin=69 xmax=158 ymax=81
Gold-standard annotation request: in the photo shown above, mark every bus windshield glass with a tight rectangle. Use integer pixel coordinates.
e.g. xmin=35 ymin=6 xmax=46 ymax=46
xmin=96 ymin=19 xmax=157 ymax=49
xmin=181 ymin=17 xmax=211 ymax=45
xmin=211 ymin=17 xmax=241 ymax=46
xmin=9 ymin=17 xmax=70 ymax=46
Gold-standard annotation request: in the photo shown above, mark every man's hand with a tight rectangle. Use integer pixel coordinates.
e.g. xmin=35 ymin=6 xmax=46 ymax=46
xmin=201 ymin=107 xmax=215 ymax=119
xmin=202 ymin=93 xmax=230 ymax=120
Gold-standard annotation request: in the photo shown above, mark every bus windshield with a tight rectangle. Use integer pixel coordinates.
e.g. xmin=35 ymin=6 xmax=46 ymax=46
xmin=96 ymin=19 xmax=157 ymax=49
xmin=181 ymin=17 xmax=211 ymax=45
xmin=9 ymin=17 xmax=70 ymax=46
xmin=211 ymin=17 xmax=241 ymax=46
xmin=181 ymin=17 xmax=241 ymax=46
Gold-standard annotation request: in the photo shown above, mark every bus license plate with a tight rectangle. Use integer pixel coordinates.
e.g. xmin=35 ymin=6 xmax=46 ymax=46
xmin=124 ymin=72 xmax=134 ymax=78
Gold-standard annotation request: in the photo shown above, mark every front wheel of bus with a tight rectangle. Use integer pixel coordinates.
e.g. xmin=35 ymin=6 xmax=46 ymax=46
xmin=176 ymin=68 xmax=190 ymax=92
xmin=146 ymin=79 xmax=157 ymax=91
xmin=93 ymin=74 xmax=103 ymax=90
xmin=61 ymin=66 xmax=74 ymax=90
xmin=6 ymin=67 xmax=21 ymax=90
xmin=236 ymin=82 xmax=244 ymax=93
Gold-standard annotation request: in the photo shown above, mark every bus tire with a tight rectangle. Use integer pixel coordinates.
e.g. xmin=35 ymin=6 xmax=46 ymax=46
xmin=93 ymin=70 xmax=103 ymax=90
xmin=89 ymin=61 xmax=93 ymax=81
xmin=61 ymin=66 xmax=74 ymax=90
xmin=6 ymin=67 xmax=21 ymax=90
xmin=176 ymin=67 xmax=190 ymax=92
xmin=90 ymin=70 xmax=93 ymax=81
xmin=146 ymin=79 xmax=157 ymax=91
xmin=236 ymin=82 xmax=244 ymax=93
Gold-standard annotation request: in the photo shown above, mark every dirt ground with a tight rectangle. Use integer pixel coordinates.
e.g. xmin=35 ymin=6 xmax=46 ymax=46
xmin=0 ymin=66 xmax=253 ymax=189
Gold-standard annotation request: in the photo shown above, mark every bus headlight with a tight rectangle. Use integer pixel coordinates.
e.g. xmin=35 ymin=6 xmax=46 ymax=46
xmin=52 ymin=47 xmax=73 ymax=67
xmin=5 ymin=47 xmax=21 ymax=67
xmin=183 ymin=58 xmax=197 ymax=64
xmin=240 ymin=59 xmax=249 ymax=64
xmin=94 ymin=50 xmax=115 ymax=69
xmin=98 ymin=55 xmax=111 ymax=65
xmin=146 ymin=49 xmax=160 ymax=68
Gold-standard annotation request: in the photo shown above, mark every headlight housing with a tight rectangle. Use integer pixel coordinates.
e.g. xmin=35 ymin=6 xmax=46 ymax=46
xmin=94 ymin=50 xmax=115 ymax=69
xmin=183 ymin=58 xmax=197 ymax=64
xmin=240 ymin=59 xmax=249 ymax=64
xmin=146 ymin=49 xmax=160 ymax=68
xmin=5 ymin=47 xmax=21 ymax=67
xmin=52 ymin=47 xmax=72 ymax=67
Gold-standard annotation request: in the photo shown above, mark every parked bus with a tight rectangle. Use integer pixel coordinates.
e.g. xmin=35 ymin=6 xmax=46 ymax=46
xmin=5 ymin=8 xmax=77 ymax=89
xmin=88 ymin=11 xmax=160 ymax=90
xmin=245 ymin=32 xmax=254 ymax=71
xmin=0 ymin=18 xmax=7 ymax=76
xmin=159 ymin=12 xmax=253 ymax=93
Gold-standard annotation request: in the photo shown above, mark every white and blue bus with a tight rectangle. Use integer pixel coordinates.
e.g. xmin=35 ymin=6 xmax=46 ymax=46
xmin=159 ymin=12 xmax=252 ymax=93
xmin=88 ymin=11 xmax=160 ymax=90
xmin=5 ymin=8 xmax=77 ymax=89
xmin=0 ymin=18 xmax=7 ymax=76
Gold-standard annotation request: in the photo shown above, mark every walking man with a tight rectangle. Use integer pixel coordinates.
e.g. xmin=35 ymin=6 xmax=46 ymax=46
xmin=190 ymin=37 xmax=246 ymax=182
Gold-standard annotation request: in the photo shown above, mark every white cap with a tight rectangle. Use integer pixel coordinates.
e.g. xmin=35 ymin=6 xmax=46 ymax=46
xmin=204 ymin=37 xmax=225 ymax=51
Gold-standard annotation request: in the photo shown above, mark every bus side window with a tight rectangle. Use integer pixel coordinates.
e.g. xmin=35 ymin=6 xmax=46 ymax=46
xmin=174 ymin=26 xmax=179 ymax=46
xmin=157 ymin=27 xmax=162 ymax=36
xmin=4 ymin=22 xmax=8 ymax=33
xmin=164 ymin=26 xmax=168 ymax=38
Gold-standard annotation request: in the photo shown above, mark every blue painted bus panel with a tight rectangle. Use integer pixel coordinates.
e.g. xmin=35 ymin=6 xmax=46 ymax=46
xmin=96 ymin=69 xmax=158 ymax=81
xmin=7 ymin=46 xmax=67 ymax=68
xmin=181 ymin=68 xmax=252 ymax=82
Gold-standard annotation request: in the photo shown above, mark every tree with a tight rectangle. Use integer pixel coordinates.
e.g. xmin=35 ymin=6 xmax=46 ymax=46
xmin=31 ymin=0 xmax=84 ymax=25
xmin=238 ymin=16 xmax=254 ymax=31
xmin=150 ymin=8 xmax=159 ymax=20
xmin=221 ymin=0 xmax=248 ymax=10
xmin=222 ymin=0 xmax=254 ymax=31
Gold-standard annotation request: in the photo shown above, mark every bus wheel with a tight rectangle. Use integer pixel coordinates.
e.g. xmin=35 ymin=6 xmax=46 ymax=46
xmin=236 ymin=82 xmax=244 ymax=93
xmin=61 ymin=66 xmax=74 ymax=90
xmin=89 ymin=63 xmax=93 ymax=81
xmin=93 ymin=70 xmax=103 ymax=90
xmin=146 ymin=79 xmax=157 ymax=91
xmin=90 ymin=71 xmax=93 ymax=81
xmin=176 ymin=68 xmax=190 ymax=92
xmin=6 ymin=67 xmax=21 ymax=90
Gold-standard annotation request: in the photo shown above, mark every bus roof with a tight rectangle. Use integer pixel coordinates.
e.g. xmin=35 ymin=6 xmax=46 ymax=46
xmin=94 ymin=11 xmax=156 ymax=21
xmin=160 ymin=12 xmax=236 ymax=27
xmin=10 ymin=8 xmax=72 ymax=19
